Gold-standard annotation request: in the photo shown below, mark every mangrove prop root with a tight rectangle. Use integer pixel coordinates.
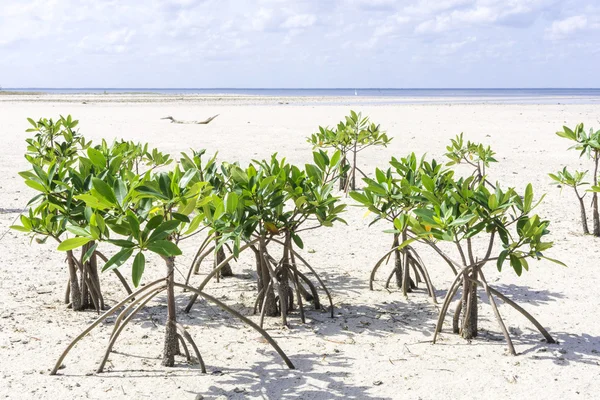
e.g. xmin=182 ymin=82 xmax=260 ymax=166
xmin=369 ymin=247 xmax=397 ymax=290
xmin=253 ymin=287 xmax=265 ymax=315
xmin=185 ymin=239 xmax=259 ymax=313
xmin=177 ymin=334 xmax=191 ymax=361
xmin=433 ymin=265 xmax=474 ymax=343
xmin=408 ymin=248 xmax=438 ymax=304
xmin=97 ymin=287 xmax=166 ymax=373
xmin=50 ymin=279 xmax=165 ymax=375
xmin=176 ymin=323 xmax=206 ymax=373
xmin=175 ymin=283 xmax=294 ymax=369
xmin=453 ymin=297 xmax=462 ymax=334
xmin=64 ymin=280 xmax=70 ymax=304
xmin=259 ymin=280 xmax=274 ymax=328
xmin=261 ymin=247 xmax=287 ymax=325
xmin=478 ymin=270 xmax=516 ymax=355
xmin=288 ymin=248 xmax=334 ymax=318
xmin=471 ymin=279 xmax=555 ymax=344
xmin=109 ymin=287 xmax=164 ymax=341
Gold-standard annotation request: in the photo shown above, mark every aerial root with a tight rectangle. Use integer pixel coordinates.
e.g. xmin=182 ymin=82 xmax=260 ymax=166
xmin=97 ymin=287 xmax=166 ymax=373
xmin=478 ymin=270 xmax=516 ymax=355
xmin=50 ymin=279 xmax=165 ymax=375
xmin=185 ymin=239 xmax=259 ymax=313
xmin=176 ymin=323 xmax=206 ymax=373
xmin=177 ymin=334 xmax=191 ymax=361
xmin=175 ymin=283 xmax=294 ymax=369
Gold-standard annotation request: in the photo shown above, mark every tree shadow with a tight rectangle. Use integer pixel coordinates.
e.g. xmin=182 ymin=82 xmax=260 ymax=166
xmin=74 ymin=353 xmax=391 ymax=399
xmin=479 ymin=283 xmax=564 ymax=307
xmin=200 ymin=353 xmax=393 ymax=399
xmin=518 ymin=332 xmax=600 ymax=366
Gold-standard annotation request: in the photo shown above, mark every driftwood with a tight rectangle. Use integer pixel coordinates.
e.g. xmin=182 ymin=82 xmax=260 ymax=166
xmin=161 ymin=115 xmax=219 ymax=125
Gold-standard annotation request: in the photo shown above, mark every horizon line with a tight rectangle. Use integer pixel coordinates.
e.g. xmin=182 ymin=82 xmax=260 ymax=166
xmin=3 ymin=87 xmax=600 ymax=90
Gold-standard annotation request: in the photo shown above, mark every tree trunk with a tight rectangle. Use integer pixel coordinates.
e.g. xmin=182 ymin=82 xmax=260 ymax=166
xmin=593 ymin=153 xmax=599 ymax=236
xmin=217 ymin=246 xmax=233 ymax=277
xmin=66 ymin=251 xmax=83 ymax=311
xmin=351 ymin=145 xmax=358 ymax=191
xmin=259 ymin=238 xmax=278 ymax=317
xmin=339 ymin=156 xmax=348 ymax=191
xmin=460 ymin=268 xmax=478 ymax=339
xmin=401 ymin=230 xmax=412 ymax=295
xmin=577 ymin=194 xmax=590 ymax=234
xmin=393 ymin=234 xmax=403 ymax=288
xmin=79 ymin=251 xmax=90 ymax=309
xmin=162 ymin=256 xmax=180 ymax=367
xmin=89 ymin=251 xmax=104 ymax=309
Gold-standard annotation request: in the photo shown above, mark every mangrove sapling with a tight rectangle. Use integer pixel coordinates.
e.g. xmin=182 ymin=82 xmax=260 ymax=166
xmin=54 ymin=161 xmax=294 ymax=372
xmin=555 ymin=124 xmax=600 ymax=236
xmin=12 ymin=116 xmax=132 ymax=310
xmin=308 ymin=111 xmax=391 ymax=192
xmin=549 ymin=167 xmax=590 ymax=234
xmin=179 ymin=150 xmax=234 ymax=282
xmin=445 ymin=132 xmax=498 ymax=188
xmin=185 ymin=151 xmax=346 ymax=326
xmin=403 ymin=171 xmax=563 ymax=353
xmin=350 ymin=153 xmax=450 ymax=300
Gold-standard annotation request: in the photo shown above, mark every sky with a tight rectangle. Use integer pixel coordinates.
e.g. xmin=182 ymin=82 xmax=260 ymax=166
xmin=0 ymin=0 xmax=599 ymax=88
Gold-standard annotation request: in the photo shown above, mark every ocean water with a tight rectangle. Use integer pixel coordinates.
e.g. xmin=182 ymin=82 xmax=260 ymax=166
xmin=3 ymin=88 xmax=600 ymax=104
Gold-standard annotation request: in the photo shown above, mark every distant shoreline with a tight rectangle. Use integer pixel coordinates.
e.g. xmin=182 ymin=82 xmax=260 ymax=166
xmin=1 ymin=91 xmax=599 ymax=105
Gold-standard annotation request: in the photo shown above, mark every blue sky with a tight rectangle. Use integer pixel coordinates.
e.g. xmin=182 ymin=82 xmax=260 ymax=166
xmin=0 ymin=0 xmax=598 ymax=88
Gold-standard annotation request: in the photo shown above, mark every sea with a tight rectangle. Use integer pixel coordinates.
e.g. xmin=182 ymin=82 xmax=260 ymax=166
xmin=3 ymin=88 xmax=600 ymax=104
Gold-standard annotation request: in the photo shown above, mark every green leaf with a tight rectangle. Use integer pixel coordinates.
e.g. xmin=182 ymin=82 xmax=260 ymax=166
xmin=136 ymin=185 xmax=169 ymax=200
xmin=225 ymin=192 xmax=238 ymax=213
xmin=349 ymin=191 xmax=369 ymax=205
xmin=107 ymin=239 xmax=136 ymax=248
xmin=397 ymin=237 xmax=417 ymax=251
xmin=102 ymin=248 xmax=134 ymax=272
xmin=148 ymin=220 xmax=180 ymax=242
xmin=540 ymin=255 xmax=567 ymax=267
xmin=497 ymin=249 xmax=508 ymax=272
xmin=75 ymin=193 xmax=112 ymax=210
xmin=82 ymin=242 xmax=98 ymax=264
xmin=92 ymin=178 xmax=117 ymax=205
xmin=171 ymin=213 xmax=190 ymax=223
xmin=292 ymin=233 xmax=304 ymax=249
xmin=184 ymin=213 xmax=204 ymax=235
xmin=142 ymin=215 xmax=164 ymax=238
xmin=114 ymin=179 xmax=127 ymax=207
xmin=132 ymin=252 xmax=145 ymax=287
xmin=10 ymin=225 xmax=30 ymax=232
xmin=126 ymin=212 xmax=140 ymax=240
xmin=179 ymin=169 xmax=197 ymax=189
xmin=57 ymin=237 xmax=92 ymax=251
xmin=524 ymin=183 xmax=533 ymax=212
xmin=449 ymin=214 xmax=475 ymax=227
xmin=87 ymin=148 xmax=107 ymax=169
xmin=24 ymin=179 xmax=47 ymax=192
xmin=146 ymin=240 xmax=182 ymax=257
xmin=66 ymin=225 xmax=90 ymax=237
xmin=421 ymin=174 xmax=435 ymax=192
xmin=330 ymin=150 xmax=341 ymax=167
xmin=509 ymin=254 xmax=522 ymax=276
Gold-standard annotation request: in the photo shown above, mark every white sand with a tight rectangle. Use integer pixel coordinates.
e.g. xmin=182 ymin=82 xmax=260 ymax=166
xmin=0 ymin=96 xmax=599 ymax=399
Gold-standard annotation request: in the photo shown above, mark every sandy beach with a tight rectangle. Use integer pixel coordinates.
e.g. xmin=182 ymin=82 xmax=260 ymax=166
xmin=1 ymin=95 xmax=599 ymax=400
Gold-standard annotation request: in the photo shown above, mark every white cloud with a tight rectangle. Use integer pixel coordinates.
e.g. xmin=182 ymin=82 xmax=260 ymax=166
xmin=438 ymin=36 xmax=477 ymax=55
xmin=280 ymin=14 xmax=317 ymax=29
xmin=1 ymin=0 xmax=599 ymax=87
xmin=546 ymin=15 xmax=588 ymax=39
